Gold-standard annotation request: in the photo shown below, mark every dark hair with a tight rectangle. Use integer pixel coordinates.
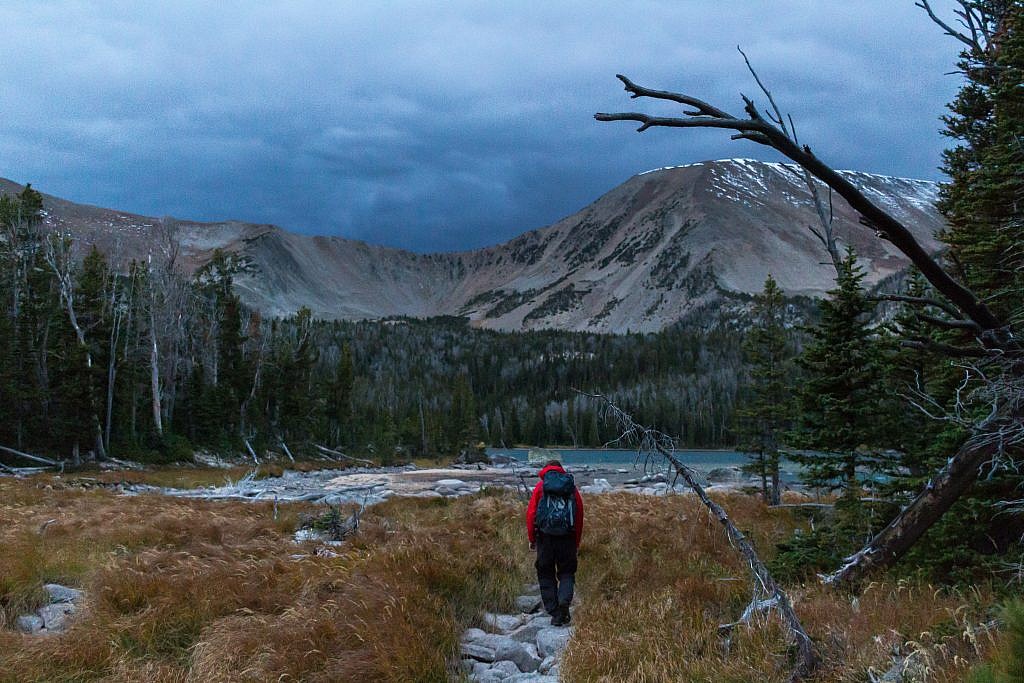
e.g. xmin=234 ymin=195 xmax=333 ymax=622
xmin=544 ymin=459 xmax=562 ymax=468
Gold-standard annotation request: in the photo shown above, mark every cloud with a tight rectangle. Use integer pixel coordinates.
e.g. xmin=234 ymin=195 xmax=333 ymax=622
xmin=0 ymin=0 xmax=966 ymax=251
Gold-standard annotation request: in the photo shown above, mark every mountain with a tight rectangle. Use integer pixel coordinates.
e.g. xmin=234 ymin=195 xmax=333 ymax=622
xmin=0 ymin=159 xmax=945 ymax=333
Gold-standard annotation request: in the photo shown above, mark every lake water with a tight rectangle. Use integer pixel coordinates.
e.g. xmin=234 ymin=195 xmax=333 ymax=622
xmin=486 ymin=447 xmax=803 ymax=483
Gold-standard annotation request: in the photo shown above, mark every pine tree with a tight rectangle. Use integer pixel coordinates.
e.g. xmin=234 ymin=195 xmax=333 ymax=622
xmin=791 ymin=249 xmax=892 ymax=531
xmin=938 ymin=3 xmax=1024 ymax=321
xmin=736 ymin=275 xmax=793 ymax=505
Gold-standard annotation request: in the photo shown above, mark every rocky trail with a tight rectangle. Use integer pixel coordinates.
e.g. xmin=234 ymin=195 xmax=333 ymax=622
xmin=457 ymin=583 xmax=574 ymax=682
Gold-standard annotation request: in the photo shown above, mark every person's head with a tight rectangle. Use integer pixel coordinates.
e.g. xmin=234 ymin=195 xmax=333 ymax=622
xmin=544 ymin=459 xmax=562 ymax=469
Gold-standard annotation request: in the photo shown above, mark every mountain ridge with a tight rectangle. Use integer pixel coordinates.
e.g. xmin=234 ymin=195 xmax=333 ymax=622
xmin=0 ymin=159 xmax=945 ymax=333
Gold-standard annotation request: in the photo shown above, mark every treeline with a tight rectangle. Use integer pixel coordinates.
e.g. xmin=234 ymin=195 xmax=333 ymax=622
xmin=0 ymin=194 xmax=749 ymax=465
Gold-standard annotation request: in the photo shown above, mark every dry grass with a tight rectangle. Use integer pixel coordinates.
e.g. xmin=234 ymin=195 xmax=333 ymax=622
xmin=561 ymin=493 xmax=995 ymax=682
xmin=0 ymin=477 xmax=1000 ymax=682
xmin=0 ymin=477 xmax=529 ymax=682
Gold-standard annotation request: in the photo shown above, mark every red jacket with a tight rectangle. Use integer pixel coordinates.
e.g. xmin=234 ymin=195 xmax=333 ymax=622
xmin=526 ymin=463 xmax=584 ymax=547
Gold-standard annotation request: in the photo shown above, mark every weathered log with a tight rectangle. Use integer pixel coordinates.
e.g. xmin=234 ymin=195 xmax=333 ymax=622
xmin=244 ymin=440 xmax=260 ymax=465
xmin=0 ymin=445 xmax=60 ymax=466
xmin=280 ymin=441 xmax=296 ymax=463
xmin=314 ymin=444 xmax=374 ymax=466
xmin=823 ymin=435 xmax=999 ymax=588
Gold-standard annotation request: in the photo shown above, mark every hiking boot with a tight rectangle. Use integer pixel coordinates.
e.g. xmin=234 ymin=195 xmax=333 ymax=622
xmin=550 ymin=609 xmax=565 ymax=627
xmin=558 ymin=603 xmax=571 ymax=626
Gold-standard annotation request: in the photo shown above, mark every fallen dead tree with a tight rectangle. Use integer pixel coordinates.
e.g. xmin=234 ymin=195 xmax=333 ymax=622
xmin=315 ymin=444 xmax=375 ymax=466
xmin=583 ymin=391 xmax=819 ymax=681
xmin=0 ymin=445 xmax=61 ymax=468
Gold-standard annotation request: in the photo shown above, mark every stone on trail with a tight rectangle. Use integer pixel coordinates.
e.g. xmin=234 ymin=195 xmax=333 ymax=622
xmin=536 ymin=626 xmax=572 ymax=659
xmin=538 ymin=655 xmax=556 ymax=673
xmin=434 ymin=478 xmax=466 ymax=488
xmin=462 ymin=627 xmax=488 ymax=642
xmin=488 ymin=660 xmax=521 ymax=677
xmin=515 ymin=594 xmax=542 ymax=613
xmin=482 ymin=612 xmax=526 ymax=633
xmin=508 ymin=615 xmax=552 ymax=643
xmin=462 ymin=632 xmax=541 ymax=671
xmin=44 ymin=583 xmax=82 ymax=604
xmin=16 ymin=614 xmax=44 ymax=634
xmin=503 ymin=674 xmax=559 ymax=682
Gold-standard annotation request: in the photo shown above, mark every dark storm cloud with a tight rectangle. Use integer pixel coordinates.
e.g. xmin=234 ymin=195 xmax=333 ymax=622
xmin=0 ymin=1 xmax=965 ymax=252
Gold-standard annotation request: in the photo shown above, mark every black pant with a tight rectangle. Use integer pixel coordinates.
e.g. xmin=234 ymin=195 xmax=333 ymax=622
xmin=535 ymin=532 xmax=577 ymax=615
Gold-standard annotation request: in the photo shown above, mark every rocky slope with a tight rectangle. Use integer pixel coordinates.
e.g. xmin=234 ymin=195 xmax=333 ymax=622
xmin=0 ymin=159 xmax=945 ymax=333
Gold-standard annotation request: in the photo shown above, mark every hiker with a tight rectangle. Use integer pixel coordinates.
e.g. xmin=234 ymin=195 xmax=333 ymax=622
xmin=526 ymin=459 xmax=584 ymax=627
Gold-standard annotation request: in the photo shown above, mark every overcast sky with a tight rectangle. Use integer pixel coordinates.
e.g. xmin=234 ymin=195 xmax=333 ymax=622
xmin=0 ymin=1 xmax=967 ymax=253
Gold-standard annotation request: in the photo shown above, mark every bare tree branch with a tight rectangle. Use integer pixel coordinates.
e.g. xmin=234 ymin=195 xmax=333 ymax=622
xmin=596 ymin=75 xmax=1010 ymax=338
xmin=916 ymin=0 xmax=985 ymax=52
xmin=869 ymin=293 xmax=963 ymax=320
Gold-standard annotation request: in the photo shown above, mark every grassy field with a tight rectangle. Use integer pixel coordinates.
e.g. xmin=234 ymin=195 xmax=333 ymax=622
xmin=0 ymin=473 xmax=1002 ymax=682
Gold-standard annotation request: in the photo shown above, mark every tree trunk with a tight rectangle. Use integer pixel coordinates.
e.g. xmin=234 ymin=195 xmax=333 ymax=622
xmin=770 ymin=456 xmax=781 ymax=507
xmin=822 ymin=437 xmax=998 ymax=588
xmin=149 ymin=304 xmax=163 ymax=438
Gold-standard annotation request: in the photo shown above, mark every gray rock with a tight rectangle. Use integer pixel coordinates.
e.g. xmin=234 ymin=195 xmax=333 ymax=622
xmin=462 ymin=627 xmax=488 ymax=642
xmin=37 ymin=603 xmax=75 ymax=632
xmin=640 ymin=487 xmax=658 ymax=496
xmin=434 ymin=478 xmax=466 ymax=488
xmin=463 ymin=632 xmax=540 ymax=672
xmin=509 ymin=616 xmax=552 ymax=643
xmin=538 ymin=655 xmax=556 ymax=674
xmin=16 ymin=614 xmax=44 ymax=634
xmin=434 ymin=486 xmax=459 ymax=496
xmin=535 ymin=627 xmax=572 ymax=658
xmin=482 ymin=612 xmax=526 ymax=634
xmin=495 ymin=638 xmax=542 ymax=673
xmin=415 ymin=490 xmax=443 ymax=498
xmin=44 ymin=583 xmax=82 ymax=604
xmin=489 ymin=660 xmax=521 ymax=676
xmin=515 ymin=594 xmax=542 ymax=614
xmin=462 ymin=640 xmax=499 ymax=662
xmin=592 ymin=478 xmax=613 ymax=491
xmin=503 ymin=674 xmax=558 ymax=682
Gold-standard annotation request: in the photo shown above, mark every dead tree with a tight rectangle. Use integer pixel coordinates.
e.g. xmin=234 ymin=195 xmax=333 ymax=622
xmin=595 ymin=4 xmax=1021 ymax=589
xmin=43 ymin=233 xmax=108 ymax=461
xmin=583 ymin=392 xmax=819 ymax=680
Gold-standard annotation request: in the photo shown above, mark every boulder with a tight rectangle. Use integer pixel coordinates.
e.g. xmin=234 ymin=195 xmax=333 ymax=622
xmin=538 ymin=655 xmax=557 ymax=674
xmin=503 ymin=674 xmax=558 ymax=682
xmin=44 ymin=584 xmax=82 ymax=604
xmin=16 ymin=614 xmax=44 ymax=634
xmin=592 ymin=478 xmax=613 ymax=492
xmin=434 ymin=486 xmax=459 ymax=496
xmin=416 ymin=490 xmax=443 ymax=498
xmin=434 ymin=479 xmax=466 ymax=488
xmin=37 ymin=603 xmax=74 ymax=632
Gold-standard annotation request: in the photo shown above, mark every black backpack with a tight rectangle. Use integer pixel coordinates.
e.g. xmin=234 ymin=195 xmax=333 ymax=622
xmin=535 ymin=470 xmax=576 ymax=536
